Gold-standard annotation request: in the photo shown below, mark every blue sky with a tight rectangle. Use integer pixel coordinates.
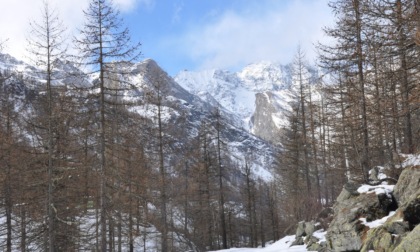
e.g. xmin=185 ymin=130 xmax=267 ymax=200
xmin=0 ymin=0 xmax=334 ymax=76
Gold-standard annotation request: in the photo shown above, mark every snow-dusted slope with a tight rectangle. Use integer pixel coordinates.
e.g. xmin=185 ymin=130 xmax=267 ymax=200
xmin=122 ymin=59 xmax=279 ymax=181
xmin=0 ymin=53 xmax=89 ymax=88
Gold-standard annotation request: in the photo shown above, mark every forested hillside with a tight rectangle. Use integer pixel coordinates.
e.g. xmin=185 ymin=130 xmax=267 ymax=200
xmin=0 ymin=1 xmax=281 ymax=251
xmin=277 ymin=0 xmax=419 ymax=226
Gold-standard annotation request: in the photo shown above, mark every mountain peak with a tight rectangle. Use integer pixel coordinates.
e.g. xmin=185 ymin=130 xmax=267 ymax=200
xmin=238 ymin=61 xmax=290 ymax=92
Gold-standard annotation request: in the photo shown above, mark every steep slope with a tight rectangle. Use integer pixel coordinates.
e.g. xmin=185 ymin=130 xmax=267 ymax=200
xmin=124 ymin=59 xmax=279 ymax=180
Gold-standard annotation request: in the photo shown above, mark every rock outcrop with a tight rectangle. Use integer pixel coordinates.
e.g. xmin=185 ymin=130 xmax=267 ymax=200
xmin=291 ymin=220 xmax=326 ymax=251
xmin=286 ymin=155 xmax=420 ymax=252
xmin=325 ymin=183 xmax=396 ymax=252
xmin=251 ymin=92 xmax=283 ymax=142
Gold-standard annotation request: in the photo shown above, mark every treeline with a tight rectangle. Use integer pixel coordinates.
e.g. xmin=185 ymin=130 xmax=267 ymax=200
xmin=0 ymin=0 xmax=284 ymax=251
xmin=278 ymin=0 xmax=420 ymax=225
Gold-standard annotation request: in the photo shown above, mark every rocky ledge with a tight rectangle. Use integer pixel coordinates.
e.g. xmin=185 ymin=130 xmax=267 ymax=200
xmin=290 ymin=154 xmax=420 ymax=252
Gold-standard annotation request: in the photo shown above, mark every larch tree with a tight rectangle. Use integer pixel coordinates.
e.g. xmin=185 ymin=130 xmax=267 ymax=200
xmin=142 ymin=62 xmax=170 ymax=252
xmin=74 ymin=0 xmax=141 ymax=250
xmin=26 ymin=1 xmax=68 ymax=250
xmin=318 ymin=0 xmax=371 ymax=181
xmin=291 ymin=46 xmax=311 ymax=194
xmin=212 ymin=107 xmax=228 ymax=249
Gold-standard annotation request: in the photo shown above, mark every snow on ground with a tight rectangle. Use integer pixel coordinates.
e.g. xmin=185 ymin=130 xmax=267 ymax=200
xmin=209 ymin=235 xmax=308 ymax=252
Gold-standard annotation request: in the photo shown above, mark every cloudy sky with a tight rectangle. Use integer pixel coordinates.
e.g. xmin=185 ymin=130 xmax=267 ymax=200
xmin=0 ymin=0 xmax=334 ymax=76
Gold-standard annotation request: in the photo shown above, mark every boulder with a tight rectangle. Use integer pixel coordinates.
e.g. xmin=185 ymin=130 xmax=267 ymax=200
xmin=307 ymin=241 xmax=325 ymax=252
xmin=391 ymin=166 xmax=420 ymax=229
xmin=291 ymin=236 xmax=304 ymax=246
xmin=304 ymin=221 xmax=321 ymax=237
xmin=326 ymin=186 xmax=395 ymax=252
xmin=295 ymin=221 xmax=306 ymax=238
xmin=393 ymin=166 xmax=420 ymax=206
xmin=304 ymin=234 xmax=318 ymax=245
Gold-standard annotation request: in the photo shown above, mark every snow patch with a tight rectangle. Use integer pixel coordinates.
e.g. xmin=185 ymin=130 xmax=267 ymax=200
xmin=357 ymin=184 xmax=394 ymax=195
xmin=210 ymin=235 xmax=307 ymax=252
xmin=359 ymin=211 xmax=396 ymax=229
xmin=402 ymin=154 xmax=420 ymax=168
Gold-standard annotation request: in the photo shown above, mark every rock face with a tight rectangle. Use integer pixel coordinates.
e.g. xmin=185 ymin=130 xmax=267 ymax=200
xmin=327 ymin=183 xmax=394 ymax=251
xmin=393 ymin=166 xmax=420 ymax=206
xmin=360 ymin=220 xmax=410 ymax=252
xmin=327 ymin=161 xmax=420 ymax=252
xmin=325 ymin=182 xmax=396 ymax=252
xmin=393 ymin=166 xmax=420 ymax=228
xmin=174 ymin=61 xmax=319 ymax=143
xmin=286 ymin=155 xmax=420 ymax=252
xmin=251 ymin=92 xmax=282 ymax=142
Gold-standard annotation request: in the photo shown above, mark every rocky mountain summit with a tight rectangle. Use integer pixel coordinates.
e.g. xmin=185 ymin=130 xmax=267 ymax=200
xmin=175 ymin=61 xmax=319 ymax=143
xmin=287 ymin=154 xmax=420 ymax=252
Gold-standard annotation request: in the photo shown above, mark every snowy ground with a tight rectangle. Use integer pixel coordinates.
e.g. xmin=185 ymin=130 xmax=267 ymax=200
xmin=209 ymin=235 xmax=308 ymax=252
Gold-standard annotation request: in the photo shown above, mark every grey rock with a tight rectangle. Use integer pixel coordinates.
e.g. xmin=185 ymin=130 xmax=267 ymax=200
xmin=336 ymin=187 xmax=352 ymax=202
xmin=304 ymin=235 xmax=319 ymax=246
xmin=304 ymin=221 xmax=319 ymax=237
xmin=369 ymin=166 xmax=380 ymax=182
xmin=393 ymin=224 xmax=420 ymax=252
xmin=393 ymin=166 xmax=420 ymax=207
xmin=296 ymin=221 xmax=306 ymax=238
xmin=384 ymin=220 xmax=410 ymax=235
xmin=360 ymin=227 xmax=393 ymax=252
xmin=291 ymin=236 xmax=304 ymax=246
xmin=306 ymin=242 xmax=321 ymax=251
xmin=326 ymin=186 xmax=395 ymax=252
xmin=344 ymin=181 xmax=362 ymax=196
xmin=251 ymin=92 xmax=282 ymax=143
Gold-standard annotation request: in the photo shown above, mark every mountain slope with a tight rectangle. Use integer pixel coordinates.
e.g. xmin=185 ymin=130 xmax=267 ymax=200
xmin=125 ymin=59 xmax=279 ymax=180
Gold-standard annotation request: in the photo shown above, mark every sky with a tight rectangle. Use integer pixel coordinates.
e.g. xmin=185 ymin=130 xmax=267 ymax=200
xmin=0 ymin=0 xmax=334 ymax=76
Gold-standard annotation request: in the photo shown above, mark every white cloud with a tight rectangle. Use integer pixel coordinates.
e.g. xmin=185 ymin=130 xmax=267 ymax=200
xmin=170 ymin=0 xmax=334 ymax=70
xmin=0 ymin=0 xmax=88 ymax=60
xmin=0 ymin=0 xmax=145 ymax=60
xmin=115 ymin=0 xmax=155 ymax=12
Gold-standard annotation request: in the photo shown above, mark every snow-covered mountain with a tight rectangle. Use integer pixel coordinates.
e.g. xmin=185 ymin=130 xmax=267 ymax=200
xmin=175 ymin=61 xmax=318 ymax=142
xmin=0 ymin=53 xmax=321 ymax=179
xmin=124 ymin=59 xmax=279 ymax=180
xmin=0 ymin=53 xmax=278 ymax=181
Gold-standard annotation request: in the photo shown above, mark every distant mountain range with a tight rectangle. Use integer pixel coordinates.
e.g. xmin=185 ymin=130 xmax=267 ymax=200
xmin=0 ymin=53 xmax=319 ymax=180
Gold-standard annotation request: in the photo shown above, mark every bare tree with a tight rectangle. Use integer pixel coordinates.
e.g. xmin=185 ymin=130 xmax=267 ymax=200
xmin=211 ymin=107 xmax=228 ymax=249
xmin=318 ymin=0 xmax=371 ymax=181
xmin=26 ymin=1 xmax=67 ymax=250
xmin=74 ymin=0 xmax=140 ymax=250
